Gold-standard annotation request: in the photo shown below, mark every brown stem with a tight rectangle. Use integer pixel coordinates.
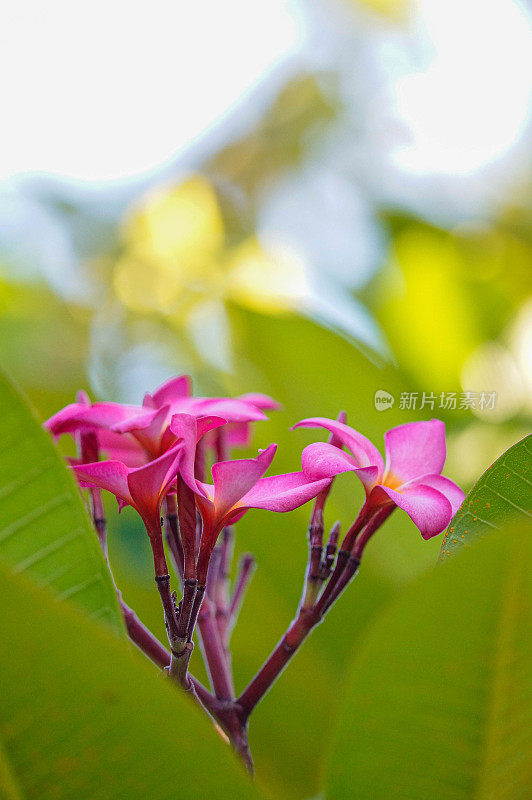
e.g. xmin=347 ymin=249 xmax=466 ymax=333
xmin=301 ymin=411 xmax=346 ymax=608
xmin=186 ymin=584 xmax=205 ymax=641
xmin=228 ymin=553 xmax=256 ymax=641
xmin=197 ymin=597 xmax=235 ymax=700
xmin=311 ymin=504 xmax=370 ymax=616
xmin=119 ymin=598 xmax=237 ymax=738
xmin=120 ymin=598 xmax=171 ymax=669
xmin=214 ymin=526 xmax=234 ymax=648
xmin=322 ymin=520 xmax=340 ymax=576
xmin=237 ymin=607 xmax=319 ymax=719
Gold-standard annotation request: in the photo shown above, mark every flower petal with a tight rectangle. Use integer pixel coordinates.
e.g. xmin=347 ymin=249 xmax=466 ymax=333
xmin=211 ymin=444 xmax=277 ymax=519
xmin=294 ymin=417 xmax=384 ymax=476
xmin=168 ymin=413 xmax=214 ymax=497
xmin=95 ymin=429 xmax=147 ymax=467
xmin=112 ymin=405 xmax=171 ymax=456
xmin=126 ymin=444 xmax=183 ymax=523
xmin=237 ymin=392 xmax=280 ymax=411
xmin=192 ymin=397 xmax=267 ymax=423
xmin=196 ymin=415 xmax=227 ymax=441
xmin=71 ymin=461 xmax=133 ymax=508
xmin=301 ymin=442 xmax=379 ymax=492
xmin=373 ymin=483 xmax=453 ymax=539
xmin=224 ymin=423 xmax=253 ymax=449
xmin=46 ymin=401 xmax=142 ymax=437
xmin=145 ymin=374 xmax=192 ymax=408
xmin=405 ymin=473 xmax=464 ymax=516
xmin=233 ymin=471 xmax=332 ymax=515
xmin=384 ymin=419 xmax=446 ymax=484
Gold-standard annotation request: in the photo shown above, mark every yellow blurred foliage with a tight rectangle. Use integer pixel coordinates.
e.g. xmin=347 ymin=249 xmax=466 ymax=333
xmin=113 ymin=177 xmax=310 ymax=320
xmin=226 ymin=238 xmax=309 ymax=314
xmin=122 ymin=176 xmax=224 ymax=273
xmin=377 ymin=227 xmax=479 ymax=390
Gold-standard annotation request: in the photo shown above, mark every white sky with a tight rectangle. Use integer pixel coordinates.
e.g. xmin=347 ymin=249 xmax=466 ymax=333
xmin=0 ymin=0 xmax=530 ymax=182
xmin=0 ymin=0 xmax=302 ymax=182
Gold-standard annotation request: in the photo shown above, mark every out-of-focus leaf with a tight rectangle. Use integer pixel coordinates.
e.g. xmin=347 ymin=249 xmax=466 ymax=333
xmin=440 ymin=434 xmax=532 ymax=559
xmin=208 ymin=74 xmax=337 ymax=197
xmin=0 ymin=278 xmax=89 ymax=404
xmin=326 ymin=523 xmax=531 ymax=800
xmin=0 ymin=368 xmax=122 ymax=630
xmin=0 ymin=564 xmax=262 ymax=800
xmin=366 ymin=220 xmax=532 ymax=400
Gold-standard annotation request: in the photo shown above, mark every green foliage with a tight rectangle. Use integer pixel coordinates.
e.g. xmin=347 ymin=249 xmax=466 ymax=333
xmin=0 ymin=369 xmax=122 ymax=630
xmin=0 ymin=564 xmax=261 ymax=800
xmin=440 ymin=434 xmax=532 ymax=559
xmin=326 ymin=523 xmax=532 ymax=800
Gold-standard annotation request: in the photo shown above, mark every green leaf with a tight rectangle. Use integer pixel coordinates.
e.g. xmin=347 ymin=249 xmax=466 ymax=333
xmin=0 ymin=369 xmax=122 ymax=630
xmin=325 ymin=524 xmax=532 ymax=800
xmin=0 ymin=563 xmax=261 ymax=800
xmin=440 ymin=434 xmax=532 ymax=559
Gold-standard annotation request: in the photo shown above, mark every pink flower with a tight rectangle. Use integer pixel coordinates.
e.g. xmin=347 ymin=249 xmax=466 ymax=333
xmin=143 ymin=375 xmax=272 ymax=426
xmin=111 ymin=406 xmax=227 ymax=460
xmin=45 ymin=395 xmax=148 ymax=466
xmin=295 ymin=418 xmax=464 ymax=539
xmin=45 ymin=375 xmax=278 ymax=463
xmin=71 ymin=444 xmax=184 ymax=575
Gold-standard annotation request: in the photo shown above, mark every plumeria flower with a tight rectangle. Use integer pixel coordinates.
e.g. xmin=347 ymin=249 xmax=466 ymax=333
xmin=45 ymin=375 xmax=277 ymax=464
xmin=142 ymin=375 xmax=271 ymax=425
xmin=295 ymin=418 xmax=464 ymax=539
xmin=143 ymin=375 xmax=278 ymax=451
xmin=111 ymin=407 xmax=228 ymax=460
xmin=71 ymin=444 xmax=183 ymax=575
xmin=45 ymin=392 xmax=147 ymax=466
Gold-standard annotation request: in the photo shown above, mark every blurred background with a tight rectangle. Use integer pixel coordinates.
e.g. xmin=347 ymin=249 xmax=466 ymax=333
xmin=1 ymin=0 xmax=531 ymax=795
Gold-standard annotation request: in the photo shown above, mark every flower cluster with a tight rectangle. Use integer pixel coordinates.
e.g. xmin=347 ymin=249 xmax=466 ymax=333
xmin=46 ymin=377 xmax=332 ymax=580
xmin=45 ymin=374 xmax=463 ymax=764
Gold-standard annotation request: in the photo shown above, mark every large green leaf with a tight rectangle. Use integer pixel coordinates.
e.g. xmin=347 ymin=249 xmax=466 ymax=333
xmin=0 ymin=563 xmax=262 ymax=800
xmin=0 ymin=369 xmax=122 ymax=630
xmin=440 ymin=434 xmax=532 ymax=559
xmin=325 ymin=524 xmax=531 ymax=800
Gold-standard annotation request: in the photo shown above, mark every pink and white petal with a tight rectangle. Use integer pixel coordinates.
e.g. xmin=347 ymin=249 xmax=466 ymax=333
xmin=384 ymin=420 xmax=446 ymax=485
xmin=126 ymin=444 xmax=183 ymax=519
xmin=404 ymin=473 xmax=464 ymax=516
xmin=169 ymin=414 xmax=209 ymax=497
xmin=233 ymin=472 xmax=332 ymax=515
xmin=211 ymin=444 xmax=277 ymax=519
xmin=293 ymin=418 xmax=384 ymax=475
xmin=71 ymin=461 xmax=133 ymax=507
xmin=373 ymin=483 xmax=453 ymax=539
xmin=237 ymin=392 xmax=280 ymax=411
xmin=147 ymin=375 xmax=193 ymax=408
